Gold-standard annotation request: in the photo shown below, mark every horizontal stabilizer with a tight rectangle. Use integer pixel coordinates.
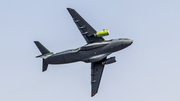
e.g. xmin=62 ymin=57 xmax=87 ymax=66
xmin=36 ymin=52 xmax=53 ymax=59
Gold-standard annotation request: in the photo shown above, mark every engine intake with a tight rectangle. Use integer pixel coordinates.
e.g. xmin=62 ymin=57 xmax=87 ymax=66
xmin=94 ymin=29 xmax=109 ymax=37
xmin=102 ymin=57 xmax=116 ymax=65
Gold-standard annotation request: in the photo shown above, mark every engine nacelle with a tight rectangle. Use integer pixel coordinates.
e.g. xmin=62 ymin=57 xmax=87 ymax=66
xmin=102 ymin=57 xmax=116 ymax=65
xmin=94 ymin=29 xmax=109 ymax=37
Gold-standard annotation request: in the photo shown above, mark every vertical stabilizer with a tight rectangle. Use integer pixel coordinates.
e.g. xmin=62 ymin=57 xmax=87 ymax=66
xmin=43 ymin=59 xmax=48 ymax=72
xmin=34 ymin=41 xmax=50 ymax=55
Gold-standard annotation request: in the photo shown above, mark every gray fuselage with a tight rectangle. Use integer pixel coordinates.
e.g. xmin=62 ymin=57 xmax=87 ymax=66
xmin=45 ymin=38 xmax=133 ymax=64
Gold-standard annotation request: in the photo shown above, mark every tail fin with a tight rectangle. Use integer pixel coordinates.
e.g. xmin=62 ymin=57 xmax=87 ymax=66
xmin=34 ymin=41 xmax=50 ymax=55
xmin=43 ymin=59 xmax=48 ymax=72
xmin=34 ymin=41 xmax=53 ymax=72
xmin=34 ymin=41 xmax=53 ymax=59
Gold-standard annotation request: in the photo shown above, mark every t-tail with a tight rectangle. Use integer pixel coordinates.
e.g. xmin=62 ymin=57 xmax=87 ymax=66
xmin=34 ymin=41 xmax=53 ymax=72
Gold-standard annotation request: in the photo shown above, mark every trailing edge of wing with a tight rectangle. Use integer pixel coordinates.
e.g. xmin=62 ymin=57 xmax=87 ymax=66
xmin=67 ymin=8 xmax=104 ymax=44
xmin=91 ymin=58 xmax=106 ymax=97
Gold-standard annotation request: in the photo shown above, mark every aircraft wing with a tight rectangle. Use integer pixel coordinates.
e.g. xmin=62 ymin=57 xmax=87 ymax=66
xmin=91 ymin=60 xmax=105 ymax=97
xmin=67 ymin=8 xmax=104 ymax=44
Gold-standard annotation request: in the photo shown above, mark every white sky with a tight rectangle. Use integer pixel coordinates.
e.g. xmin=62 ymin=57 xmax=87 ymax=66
xmin=1 ymin=0 xmax=180 ymax=101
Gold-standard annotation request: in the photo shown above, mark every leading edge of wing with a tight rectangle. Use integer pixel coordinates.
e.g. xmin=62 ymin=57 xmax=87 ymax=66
xmin=91 ymin=59 xmax=106 ymax=97
xmin=67 ymin=8 xmax=104 ymax=44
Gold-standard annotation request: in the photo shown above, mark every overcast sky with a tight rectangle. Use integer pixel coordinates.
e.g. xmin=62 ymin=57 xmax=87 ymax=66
xmin=1 ymin=0 xmax=180 ymax=101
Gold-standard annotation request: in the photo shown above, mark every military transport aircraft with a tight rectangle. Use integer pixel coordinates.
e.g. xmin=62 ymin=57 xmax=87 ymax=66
xmin=34 ymin=8 xmax=133 ymax=97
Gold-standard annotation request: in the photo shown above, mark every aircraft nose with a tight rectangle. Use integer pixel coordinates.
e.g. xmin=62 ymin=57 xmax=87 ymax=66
xmin=129 ymin=40 xmax=133 ymax=45
xmin=126 ymin=39 xmax=133 ymax=45
xmin=121 ymin=39 xmax=133 ymax=47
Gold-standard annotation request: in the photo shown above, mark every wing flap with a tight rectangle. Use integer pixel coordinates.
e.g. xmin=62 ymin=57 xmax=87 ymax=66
xmin=91 ymin=59 xmax=106 ymax=97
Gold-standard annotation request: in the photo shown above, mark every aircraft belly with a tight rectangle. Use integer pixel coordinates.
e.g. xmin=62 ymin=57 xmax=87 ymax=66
xmin=80 ymin=48 xmax=108 ymax=62
xmin=47 ymin=55 xmax=65 ymax=64
xmin=63 ymin=52 xmax=81 ymax=63
xmin=80 ymin=50 xmax=97 ymax=59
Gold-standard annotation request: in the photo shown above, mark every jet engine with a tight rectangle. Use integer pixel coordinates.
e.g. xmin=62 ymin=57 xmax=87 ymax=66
xmin=102 ymin=57 xmax=116 ymax=65
xmin=94 ymin=29 xmax=109 ymax=37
